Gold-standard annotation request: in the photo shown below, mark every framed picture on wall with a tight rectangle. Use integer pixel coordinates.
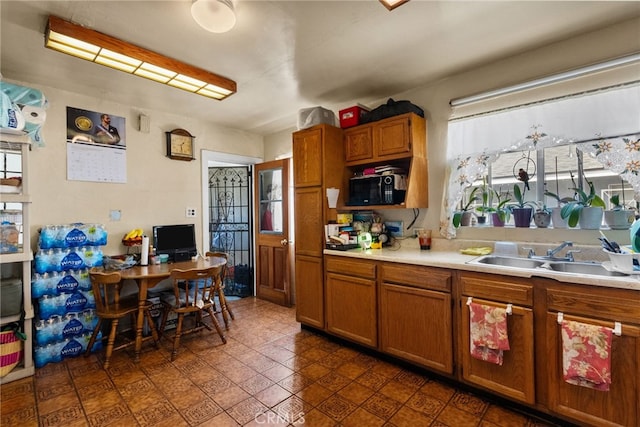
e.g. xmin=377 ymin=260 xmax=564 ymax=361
xmin=66 ymin=106 xmax=127 ymax=183
xmin=66 ymin=106 xmax=126 ymax=147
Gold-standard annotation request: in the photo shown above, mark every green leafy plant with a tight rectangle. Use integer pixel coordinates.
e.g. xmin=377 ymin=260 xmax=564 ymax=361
xmin=609 ymin=194 xmax=623 ymax=211
xmin=560 ymin=181 xmax=606 ymax=227
xmin=452 ymin=186 xmax=480 ymax=227
xmin=509 ymin=183 xmax=537 ymax=210
xmin=483 ymin=187 xmax=512 ymax=223
xmin=544 ymin=190 xmax=574 ymax=207
xmin=475 ymin=178 xmax=491 ymax=217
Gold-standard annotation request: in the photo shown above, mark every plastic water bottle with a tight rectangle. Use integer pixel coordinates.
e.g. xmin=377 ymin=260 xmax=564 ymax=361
xmin=76 ymin=269 xmax=92 ymax=291
xmin=57 ymin=224 xmax=72 ymax=248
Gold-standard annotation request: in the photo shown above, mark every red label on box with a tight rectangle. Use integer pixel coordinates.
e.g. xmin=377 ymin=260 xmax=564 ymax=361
xmin=339 ymin=105 xmax=369 ymax=128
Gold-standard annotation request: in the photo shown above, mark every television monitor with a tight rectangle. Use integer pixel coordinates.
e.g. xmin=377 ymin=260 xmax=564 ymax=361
xmin=152 ymin=224 xmax=197 ymax=262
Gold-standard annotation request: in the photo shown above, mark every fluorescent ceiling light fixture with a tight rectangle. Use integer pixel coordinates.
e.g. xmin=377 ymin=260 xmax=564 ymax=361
xmin=450 ymin=53 xmax=640 ymax=107
xmin=45 ymin=15 xmax=236 ymax=100
xmin=191 ymin=0 xmax=237 ymax=33
xmin=379 ymin=0 xmax=410 ymax=11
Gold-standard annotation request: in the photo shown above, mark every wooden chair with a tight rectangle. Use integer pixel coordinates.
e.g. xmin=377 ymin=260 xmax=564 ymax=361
xmin=85 ymin=270 xmax=160 ymax=369
xmin=159 ymin=265 xmax=227 ymax=361
xmin=206 ymin=251 xmax=235 ymax=328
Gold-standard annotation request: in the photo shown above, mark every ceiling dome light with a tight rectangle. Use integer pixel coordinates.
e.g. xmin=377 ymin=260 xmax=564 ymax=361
xmin=191 ymin=0 xmax=236 ymax=33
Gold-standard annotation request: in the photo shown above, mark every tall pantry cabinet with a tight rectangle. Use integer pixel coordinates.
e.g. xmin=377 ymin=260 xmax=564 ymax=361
xmin=293 ymin=124 xmax=344 ymax=329
xmin=0 ymin=134 xmax=35 ymax=384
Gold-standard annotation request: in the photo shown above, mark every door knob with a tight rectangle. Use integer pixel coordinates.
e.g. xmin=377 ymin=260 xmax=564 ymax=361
xmin=280 ymin=239 xmax=288 ymax=246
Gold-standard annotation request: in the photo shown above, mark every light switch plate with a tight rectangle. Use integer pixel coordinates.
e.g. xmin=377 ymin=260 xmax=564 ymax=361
xmin=109 ymin=209 xmax=121 ymax=221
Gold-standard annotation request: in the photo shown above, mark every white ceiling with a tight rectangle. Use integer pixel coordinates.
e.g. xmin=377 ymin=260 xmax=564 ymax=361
xmin=1 ymin=1 xmax=639 ymax=136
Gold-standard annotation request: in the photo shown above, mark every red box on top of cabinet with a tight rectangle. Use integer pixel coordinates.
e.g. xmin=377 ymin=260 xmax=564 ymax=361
xmin=339 ymin=105 xmax=369 ymax=128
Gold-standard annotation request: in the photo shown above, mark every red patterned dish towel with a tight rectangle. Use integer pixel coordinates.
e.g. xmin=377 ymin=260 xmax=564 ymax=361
xmin=561 ymin=320 xmax=613 ymax=391
xmin=468 ymin=302 xmax=510 ymax=365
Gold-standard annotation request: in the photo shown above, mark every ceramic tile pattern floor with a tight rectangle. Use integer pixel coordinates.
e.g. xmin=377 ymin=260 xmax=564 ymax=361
xmin=1 ymin=298 xmax=563 ymax=426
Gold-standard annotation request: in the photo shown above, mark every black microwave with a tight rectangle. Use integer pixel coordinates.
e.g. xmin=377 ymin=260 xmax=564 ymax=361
xmin=348 ymin=174 xmax=407 ymax=206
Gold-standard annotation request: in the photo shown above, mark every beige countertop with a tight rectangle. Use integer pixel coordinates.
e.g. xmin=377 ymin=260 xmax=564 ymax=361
xmin=324 ymin=239 xmax=640 ymax=291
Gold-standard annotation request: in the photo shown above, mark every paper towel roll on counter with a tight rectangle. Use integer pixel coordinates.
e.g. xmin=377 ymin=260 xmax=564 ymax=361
xmin=140 ymin=235 xmax=149 ymax=266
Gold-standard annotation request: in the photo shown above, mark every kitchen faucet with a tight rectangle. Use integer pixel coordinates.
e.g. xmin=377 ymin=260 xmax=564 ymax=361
xmin=527 ymin=241 xmax=579 ymax=262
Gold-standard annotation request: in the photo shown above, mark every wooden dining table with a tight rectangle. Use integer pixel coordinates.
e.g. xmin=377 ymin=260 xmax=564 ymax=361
xmin=119 ymin=255 xmax=227 ymax=362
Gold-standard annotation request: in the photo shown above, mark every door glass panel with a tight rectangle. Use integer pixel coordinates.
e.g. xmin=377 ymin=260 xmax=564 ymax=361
xmin=259 ymin=168 xmax=283 ymax=233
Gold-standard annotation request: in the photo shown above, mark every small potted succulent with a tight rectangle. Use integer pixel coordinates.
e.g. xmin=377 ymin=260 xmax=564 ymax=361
xmin=560 ymin=180 xmax=606 ymax=229
xmin=604 ymin=194 xmax=635 ymax=230
xmin=533 ymin=203 xmax=552 ymax=228
xmin=509 ymin=183 xmax=536 ymax=227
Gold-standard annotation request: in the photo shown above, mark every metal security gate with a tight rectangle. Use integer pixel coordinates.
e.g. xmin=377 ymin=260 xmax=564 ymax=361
xmin=208 ymin=166 xmax=254 ymax=297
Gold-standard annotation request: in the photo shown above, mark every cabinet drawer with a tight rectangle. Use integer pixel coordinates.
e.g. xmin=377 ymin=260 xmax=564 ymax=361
xmin=380 ymin=263 xmax=451 ymax=292
xmin=546 ymin=287 xmax=640 ymax=324
xmin=459 ymin=273 xmax=532 ymax=306
xmin=325 ymin=256 xmax=376 ymax=279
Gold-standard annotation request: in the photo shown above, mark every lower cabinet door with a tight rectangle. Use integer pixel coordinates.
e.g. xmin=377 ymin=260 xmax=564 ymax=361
xmin=379 ymin=283 xmax=453 ymax=374
xmin=460 ymin=297 xmax=535 ymax=404
xmin=546 ymin=312 xmax=640 ymax=427
xmin=294 ymin=255 xmax=324 ymax=329
xmin=325 ymin=272 xmax=377 ymax=347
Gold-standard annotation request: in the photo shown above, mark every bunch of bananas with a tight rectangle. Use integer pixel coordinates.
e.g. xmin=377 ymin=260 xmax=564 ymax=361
xmin=122 ymin=228 xmax=144 ymax=245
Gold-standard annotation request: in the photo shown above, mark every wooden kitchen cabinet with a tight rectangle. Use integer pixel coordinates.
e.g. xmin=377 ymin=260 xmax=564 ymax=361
xmin=294 ymin=255 xmax=324 ymax=328
xmin=293 ymin=124 xmax=345 ymax=329
xmin=544 ymin=284 xmax=640 ymax=427
xmin=325 ymin=256 xmax=377 ymax=347
xmin=343 ymin=113 xmax=428 ymax=209
xmin=458 ymin=272 xmax=536 ymax=405
xmin=344 ymin=113 xmax=425 ymax=164
xmin=379 ymin=263 xmax=453 ymax=374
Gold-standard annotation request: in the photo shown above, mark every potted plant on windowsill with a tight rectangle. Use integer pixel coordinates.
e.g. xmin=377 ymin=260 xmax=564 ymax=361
xmin=453 ymin=186 xmax=480 ymax=227
xmin=560 ymin=180 xmax=606 ymax=229
xmin=484 ymin=187 xmax=511 ymax=227
xmin=604 ymin=194 xmax=636 ymax=230
xmin=533 ymin=203 xmax=552 ymax=228
xmin=475 ymin=178 xmax=490 ymax=225
xmin=544 ymin=190 xmax=574 ymax=229
xmin=509 ymin=183 xmax=536 ymax=227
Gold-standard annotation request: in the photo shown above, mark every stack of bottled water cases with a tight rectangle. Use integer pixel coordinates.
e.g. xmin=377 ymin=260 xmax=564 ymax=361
xmin=32 ymin=223 xmax=108 ymax=367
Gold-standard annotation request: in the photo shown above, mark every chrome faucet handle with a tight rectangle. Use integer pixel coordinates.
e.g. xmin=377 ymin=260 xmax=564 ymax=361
xmin=522 ymin=247 xmax=536 ymax=258
xmin=565 ymin=249 xmax=581 ymax=262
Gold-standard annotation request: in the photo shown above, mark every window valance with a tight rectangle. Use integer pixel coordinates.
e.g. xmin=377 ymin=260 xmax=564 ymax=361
xmin=441 ymin=83 xmax=640 ymax=238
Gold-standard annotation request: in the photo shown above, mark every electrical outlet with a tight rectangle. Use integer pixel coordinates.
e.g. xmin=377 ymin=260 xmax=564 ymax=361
xmin=186 ymin=208 xmax=196 ymax=217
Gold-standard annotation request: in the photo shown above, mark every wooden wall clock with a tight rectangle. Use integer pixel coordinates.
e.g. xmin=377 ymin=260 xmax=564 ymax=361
xmin=166 ymin=128 xmax=195 ymax=161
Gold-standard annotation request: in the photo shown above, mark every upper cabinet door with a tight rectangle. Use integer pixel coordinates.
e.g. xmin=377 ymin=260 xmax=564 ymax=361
xmin=293 ymin=127 xmax=323 ymax=187
xmin=374 ymin=115 xmax=412 ymax=158
xmin=344 ymin=125 xmax=374 ymax=163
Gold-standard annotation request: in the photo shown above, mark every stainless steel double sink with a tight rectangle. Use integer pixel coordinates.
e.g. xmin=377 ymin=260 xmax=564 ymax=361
xmin=467 ymin=255 xmax=627 ymax=277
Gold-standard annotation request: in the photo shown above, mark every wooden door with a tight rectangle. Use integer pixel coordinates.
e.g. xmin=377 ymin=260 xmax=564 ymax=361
xmin=379 ymin=283 xmax=453 ymax=374
xmin=374 ymin=115 xmax=412 ymax=158
xmin=546 ymin=313 xmax=639 ymax=426
xmin=292 ymin=127 xmax=322 ymax=187
xmin=461 ymin=297 xmax=535 ymax=404
xmin=344 ymin=125 xmax=374 ymax=164
xmin=254 ymin=159 xmax=291 ymax=306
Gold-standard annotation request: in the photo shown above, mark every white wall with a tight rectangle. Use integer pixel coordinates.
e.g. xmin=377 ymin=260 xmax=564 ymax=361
xmin=17 ymin=83 xmax=264 ymax=255
xmin=15 ymin=16 xmax=640 ymax=255
xmin=264 ymin=16 xmax=640 ymax=244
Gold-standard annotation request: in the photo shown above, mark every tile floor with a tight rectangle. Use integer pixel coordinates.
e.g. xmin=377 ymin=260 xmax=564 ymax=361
xmin=1 ymin=298 xmax=563 ymax=426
